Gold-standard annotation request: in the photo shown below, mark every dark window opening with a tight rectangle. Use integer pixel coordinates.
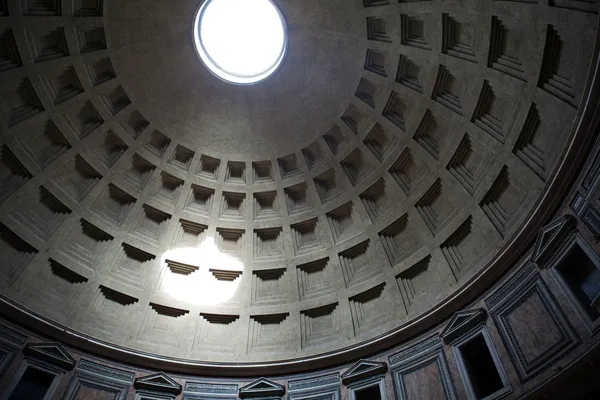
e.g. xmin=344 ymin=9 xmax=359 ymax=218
xmin=460 ymin=334 xmax=504 ymax=399
xmin=355 ymin=384 xmax=382 ymax=400
xmin=557 ymin=244 xmax=600 ymax=320
xmin=8 ymin=367 xmax=55 ymax=400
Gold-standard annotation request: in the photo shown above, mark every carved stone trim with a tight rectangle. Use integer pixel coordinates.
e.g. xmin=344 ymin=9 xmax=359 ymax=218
xmin=341 ymin=359 xmax=387 ymax=385
xmin=389 ymin=335 xmax=456 ymax=400
xmin=531 ymin=214 xmax=577 ymax=268
xmin=134 ymin=372 xmax=182 ymax=395
xmin=64 ymin=370 xmax=131 ymax=400
xmin=23 ymin=342 xmax=76 ymax=371
xmin=440 ymin=308 xmax=487 ymax=345
xmin=238 ymin=378 xmax=285 ymax=398
xmin=184 ymin=381 xmax=237 ymax=394
xmin=486 ymin=270 xmax=580 ymax=382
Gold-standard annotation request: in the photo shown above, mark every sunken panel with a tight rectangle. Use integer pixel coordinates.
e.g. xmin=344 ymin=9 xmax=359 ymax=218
xmin=99 ymin=85 xmax=131 ymax=115
xmin=396 ymin=54 xmax=423 ymax=93
xmin=301 ymin=303 xmax=340 ymax=349
xmin=254 ymin=191 xmax=279 ymax=220
xmin=400 ymin=14 xmax=431 ymax=50
xmin=472 ymin=80 xmax=516 ymax=143
xmin=21 ymin=0 xmax=61 ymax=16
xmin=396 ymin=255 xmax=440 ymax=310
xmin=171 ymin=219 xmax=207 ymax=248
xmin=42 ymin=66 xmax=84 ymax=105
xmin=323 ymin=125 xmax=345 ymax=155
xmin=2 ymin=78 xmax=44 ymax=127
xmin=284 ymin=182 xmax=313 ymax=214
xmin=120 ymin=110 xmax=149 ymax=139
xmin=17 ymin=120 xmax=70 ymax=169
xmin=415 ymin=179 xmax=454 ymax=235
xmin=383 ymin=91 xmax=410 ymax=131
xmin=367 ymin=16 xmax=391 ymax=42
xmin=26 ymin=27 xmax=68 ymax=63
xmin=413 ymin=110 xmax=447 ymax=160
xmin=440 ymin=216 xmax=479 ymax=278
xmin=349 ymin=283 xmax=390 ymax=335
xmin=74 ymin=0 xmax=104 ymax=16
xmin=9 ymin=186 xmax=71 ymax=242
xmin=342 ymin=104 xmax=368 ymax=135
xmin=184 ymin=184 xmax=214 ymax=216
xmin=85 ymin=57 xmax=116 ymax=86
xmin=253 ymin=160 xmax=273 ymax=182
xmin=488 ymin=16 xmax=527 ymax=81
xmin=226 ymin=161 xmax=246 ymax=183
xmin=108 ymin=243 xmax=155 ymax=292
xmin=76 ymin=26 xmax=107 ymax=53
xmin=129 ymin=204 xmax=171 ymax=246
xmin=360 ymin=178 xmax=390 ymax=222
xmin=446 ymin=134 xmax=493 ymax=195
xmin=364 ymin=123 xmax=397 ymax=162
xmin=291 ymin=218 xmax=325 ymax=256
xmin=167 ymin=144 xmax=194 ymax=172
xmin=193 ymin=313 xmax=240 ymax=355
xmin=51 ymin=154 xmax=102 ymax=202
xmin=297 ymin=257 xmax=336 ymax=301
xmin=431 ymin=65 xmax=463 ymax=115
xmin=338 ymin=240 xmax=380 ymax=287
xmin=365 ymin=49 xmax=387 ymax=77
xmin=538 ymin=25 xmax=577 ymax=107
xmin=197 ymin=155 xmax=220 ymax=180
xmin=340 ymin=149 xmax=372 ymax=186
xmin=55 ymin=219 xmax=113 ymax=274
xmin=144 ymin=130 xmax=171 ymax=158
xmin=219 ymin=191 xmax=246 ymax=220
xmin=254 ymin=227 xmax=284 ymax=261
xmin=121 ymin=153 xmax=155 ymax=193
xmin=216 ymin=228 xmax=244 ymax=260
xmin=150 ymin=172 xmax=184 ymax=207
xmin=252 ymin=268 xmax=287 ymax=306
xmin=278 ymin=153 xmax=300 ymax=179
xmin=480 ymin=166 xmax=523 ymax=238
xmin=0 ymin=29 xmax=23 ymax=71
xmin=0 ymin=145 xmax=32 ymax=203
xmin=247 ymin=313 xmax=290 ymax=353
xmin=62 ymin=100 xmax=103 ymax=139
xmin=314 ymin=169 xmax=341 ymax=204
xmin=91 ymin=183 xmax=136 ymax=228
xmin=327 ymin=201 xmax=358 ymax=243
xmin=441 ymin=14 xmax=478 ymax=63
xmin=0 ymin=223 xmax=38 ymax=287
xmin=389 ymin=148 xmax=428 ymax=196
xmin=355 ymin=78 xmax=379 ymax=108
xmin=302 ymin=141 xmax=326 ymax=170
xmin=379 ymin=214 xmax=421 ymax=267
xmin=87 ymin=129 xmax=128 ymax=169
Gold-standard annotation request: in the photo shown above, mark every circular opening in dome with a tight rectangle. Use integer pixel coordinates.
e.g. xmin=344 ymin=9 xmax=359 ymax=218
xmin=193 ymin=0 xmax=287 ymax=85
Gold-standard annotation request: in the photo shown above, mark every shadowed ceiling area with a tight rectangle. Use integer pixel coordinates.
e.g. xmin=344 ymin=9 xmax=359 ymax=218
xmin=0 ymin=0 xmax=597 ymax=366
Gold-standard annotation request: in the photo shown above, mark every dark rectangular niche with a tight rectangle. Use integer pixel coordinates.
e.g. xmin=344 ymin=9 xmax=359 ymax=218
xmin=8 ymin=367 xmax=55 ymax=400
xmin=459 ymin=333 xmax=504 ymax=399
xmin=356 ymin=385 xmax=382 ymax=400
xmin=557 ymin=244 xmax=600 ymax=320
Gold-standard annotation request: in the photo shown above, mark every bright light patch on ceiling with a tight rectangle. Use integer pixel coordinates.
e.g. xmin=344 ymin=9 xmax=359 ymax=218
xmin=160 ymin=237 xmax=243 ymax=305
xmin=193 ymin=0 xmax=287 ymax=84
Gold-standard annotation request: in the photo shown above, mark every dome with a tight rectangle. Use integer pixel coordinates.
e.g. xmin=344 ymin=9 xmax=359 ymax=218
xmin=0 ymin=0 xmax=599 ymax=377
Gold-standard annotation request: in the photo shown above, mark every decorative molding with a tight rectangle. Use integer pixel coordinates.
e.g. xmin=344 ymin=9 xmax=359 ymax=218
xmin=77 ymin=358 xmax=135 ymax=383
xmin=239 ymin=377 xmax=285 ymax=398
xmin=134 ymin=372 xmax=182 ymax=395
xmin=486 ymin=267 xmax=580 ymax=382
xmin=23 ymin=342 xmax=75 ymax=371
xmin=531 ymin=214 xmax=577 ymax=268
xmin=341 ymin=359 xmax=387 ymax=385
xmin=440 ymin=308 xmax=487 ymax=345
xmin=389 ymin=335 xmax=456 ymax=400
xmin=184 ymin=381 xmax=237 ymax=394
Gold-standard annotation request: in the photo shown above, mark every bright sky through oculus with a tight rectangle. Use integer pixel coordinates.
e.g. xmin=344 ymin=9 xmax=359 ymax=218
xmin=194 ymin=0 xmax=287 ymax=84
